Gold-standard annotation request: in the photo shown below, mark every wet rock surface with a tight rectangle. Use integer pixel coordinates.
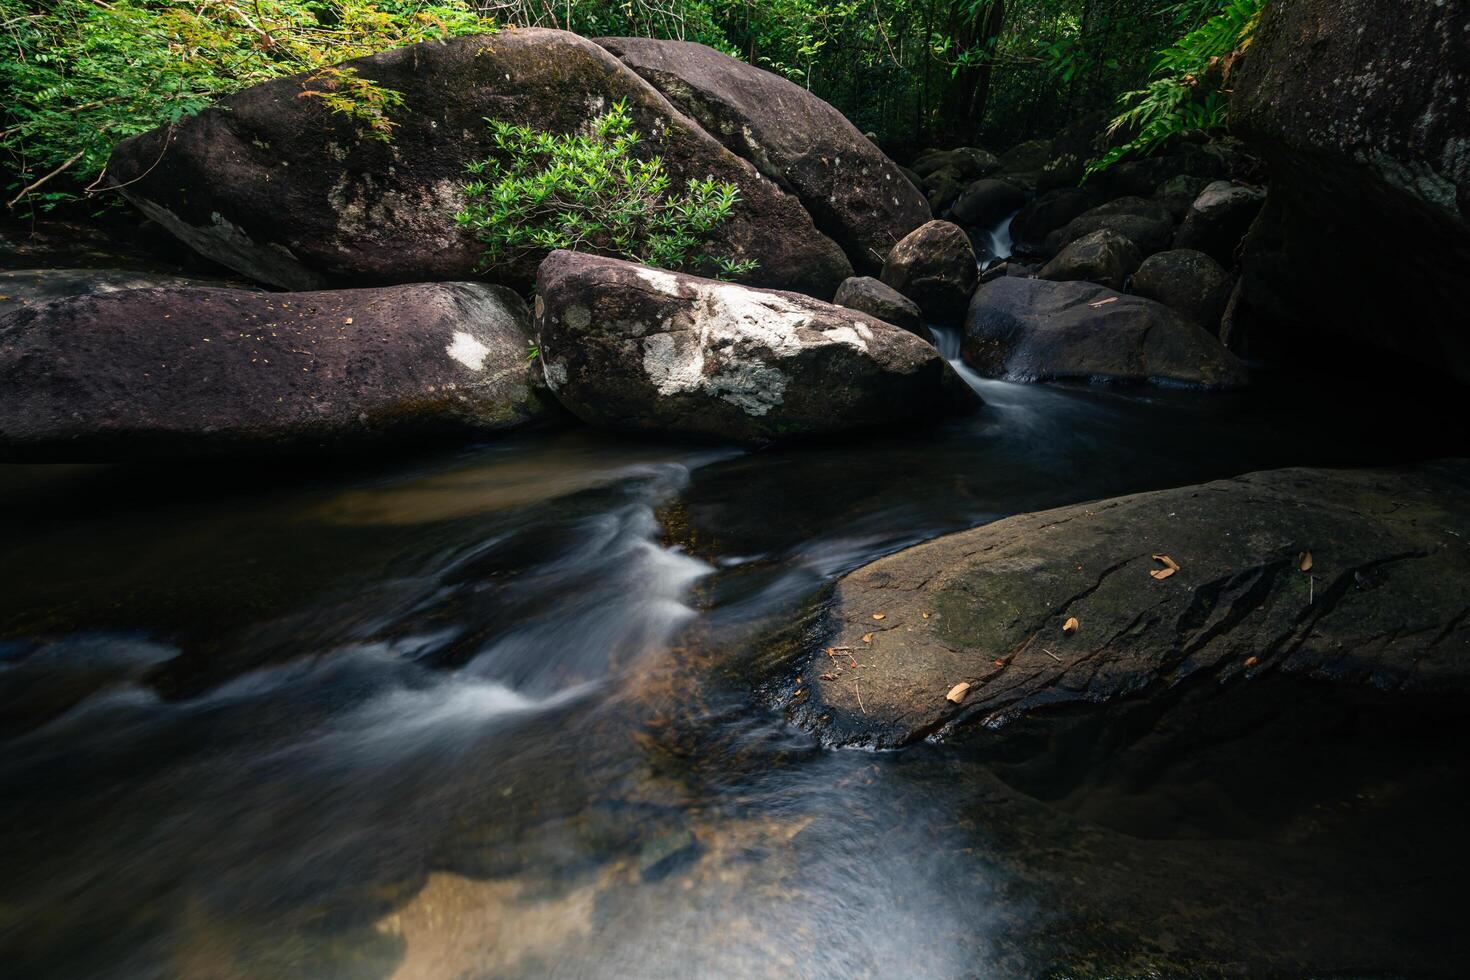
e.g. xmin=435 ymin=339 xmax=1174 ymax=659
xmin=880 ymin=220 xmax=978 ymax=326
xmin=832 ymin=275 xmax=926 ymax=338
xmin=963 ymin=276 xmax=1247 ymax=388
xmin=1131 ymin=248 xmax=1232 ymax=332
xmin=790 ymin=460 xmax=1470 ymax=748
xmin=1037 ymin=228 xmax=1141 ymax=290
xmin=105 ymin=29 xmax=851 ymax=296
xmin=596 ymin=37 xmax=928 ymax=274
xmin=0 ymin=282 xmax=550 ymax=460
xmin=534 ymin=250 xmax=978 ymax=445
xmin=0 ymin=267 xmax=252 ymax=318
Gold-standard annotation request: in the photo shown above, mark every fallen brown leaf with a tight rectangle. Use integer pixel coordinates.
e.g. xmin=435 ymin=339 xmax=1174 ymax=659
xmin=1150 ymin=567 xmax=1177 ymax=581
xmin=921 ymin=612 xmax=931 ymax=620
xmin=861 ymin=633 xmax=873 ymax=644
xmin=1063 ymin=616 xmax=1079 ymax=635
xmin=1244 ymin=656 xmax=1259 ymax=668
xmin=993 ymin=659 xmax=1005 ymax=667
xmin=1299 ymin=551 xmax=1313 ymax=572
xmin=1153 ymin=554 xmax=1180 ymax=572
xmin=946 ymin=682 xmax=970 ymax=704
xmin=1088 ymin=296 xmax=1119 ymax=308
xmin=871 ymin=613 xmax=886 ymax=621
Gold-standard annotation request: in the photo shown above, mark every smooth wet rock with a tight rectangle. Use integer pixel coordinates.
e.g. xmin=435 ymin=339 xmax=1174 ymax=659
xmin=1229 ymin=0 xmax=1470 ymax=382
xmin=596 ymin=37 xmax=928 ymax=274
xmin=1037 ymin=229 xmax=1141 ymax=290
xmin=0 ymin=282 xmax=550 ymax=460
xmin=0 ymin=267 xmax=251 ymax=318
xmin=791 ymin=461 xmax=1470 ymax=747
xmin=1173 ymin=181 xmax=1265 ymax=265
xmin=1131 ymin=249 xmax=1232 ymax=333
xmin=879 ymin=220 xmax=978 ymax=326
xmin=833 ymin=276 xmax=926 ymax=338
xmin=962 ymin=276 xmax=1247 ymax=387
xmin=533 ymin=251 xmax=979 ymax=445
xmin=1046 ymin=197 xmax=1176 ymax=258
xmin=950 ymin=178 xmax=1026 ymax=229
xmin=105 ymin=29 xmax=851 ymax=296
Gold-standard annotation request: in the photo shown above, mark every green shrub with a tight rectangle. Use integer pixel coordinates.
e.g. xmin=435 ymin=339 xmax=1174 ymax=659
xmin=1087 ymin=0 xmax=1263 ymax=176
xmin=0 ymin=0 xmax=494 ymax=212
xmin=456 ymin=100 xmax=757 ymax=277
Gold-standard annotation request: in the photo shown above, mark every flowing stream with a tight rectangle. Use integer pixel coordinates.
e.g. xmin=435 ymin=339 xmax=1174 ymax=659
xmin=3 ymin=360 xmax=1468 ymax=977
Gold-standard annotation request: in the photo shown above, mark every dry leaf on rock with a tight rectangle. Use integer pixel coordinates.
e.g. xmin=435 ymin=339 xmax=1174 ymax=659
xmin=1299 ymin=551 xmax=1313 ymax=572
xmin=1063 ymin=616 xmax=1079 ymax=635
xmin=946 ymin=682 xmax=970 ymax=704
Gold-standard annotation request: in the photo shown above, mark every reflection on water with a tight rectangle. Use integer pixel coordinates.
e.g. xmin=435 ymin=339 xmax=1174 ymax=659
xmin=2 ymin=367 xmax=1468 ymax=977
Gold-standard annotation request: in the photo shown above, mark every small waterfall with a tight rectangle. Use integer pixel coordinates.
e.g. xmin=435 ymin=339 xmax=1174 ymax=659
xmin=976 ymin=209 xmax=1019 ymax=269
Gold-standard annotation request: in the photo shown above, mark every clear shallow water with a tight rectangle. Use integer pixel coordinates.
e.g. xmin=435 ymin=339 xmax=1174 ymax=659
xmin=2 ymin=367 xmax=1468 ymax=978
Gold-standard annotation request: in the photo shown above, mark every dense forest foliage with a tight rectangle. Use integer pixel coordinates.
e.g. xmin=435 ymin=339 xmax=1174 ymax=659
xmin=1 ymin=0 xmax=1259 ymax=213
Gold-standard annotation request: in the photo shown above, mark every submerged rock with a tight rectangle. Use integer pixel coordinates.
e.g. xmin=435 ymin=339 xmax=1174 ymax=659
xmin=963 ymin=276 xmax=1247 ymax=388
xmin=832 ymin=276 xmax=926 ymax=338
xmin=1131 ymin=248 xmax=1232 ymax=333
xmin=534 ymin=251 xmax=979 ymax=445
xmin=789 ymin=461 xmax=1470 ymax=747
xmin=1037 ymin=228 xmax=1141 ymax=290
xmin=105 ymin=29 xmax=850 ymax=297
xmin=879 ymin=220 xmax=978 ymax=326
xmin=597 ymin=37 xmax=928 ymax=274
xmin=0 ymin=282 xmax=550 ymax=460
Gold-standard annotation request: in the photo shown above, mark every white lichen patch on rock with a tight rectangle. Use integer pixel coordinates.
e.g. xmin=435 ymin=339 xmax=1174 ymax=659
xmin=637 ymin=279 xmax=882 ymax=416
xmin=446 ymin=331 xmax=491 ymax=371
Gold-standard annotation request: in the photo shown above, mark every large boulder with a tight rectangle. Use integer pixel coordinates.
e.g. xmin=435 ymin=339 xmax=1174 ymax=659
xmin=1173 ymin=181 xmax=1265 ymax=265
xmin=1131 ymin=249 xmax=1232 ymax=333
xmin=879 ymin=220 xmax=978 ymax=326
xmin=533 ymin=251 xmax=979 ymax=445
xmin=1037 ymin=228 xmax=1142 ymax=290
xmin=832 ymin=276 xmax=926 ymax=338
xmin=949 ymin=178 xmax=1026 ymax=228
xmin=996 ymin=138 xmax=1054 ymax=175
xmin=104 ymin=29 xmax=851 ymax=297
xmin=787 ymin=461 xmax=1470 ymax=747
xmin=596 ymin=38 xmax=928 ymax=274
xmin=920 ymin=168 xmax=966 ymax=213
xmin=962 ymin=276 xmax=1247 ymax=387
xmin=1229 ymin=0 xmax=1470 ymax=382
xmin=0 ymin=282 xmax=551 ymax=460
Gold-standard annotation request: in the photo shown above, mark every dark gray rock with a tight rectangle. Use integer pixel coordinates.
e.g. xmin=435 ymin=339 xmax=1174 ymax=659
xmin=105 ymin=29 xmax=851 ymax=297
xmin=1010 ymin=187 xmax=1100 ymax=253
xmin=962 ymin=276 xmax=1247 ymax=387
xmin=789 ymin=460 xmax=1470 ymax=747
xmin=1173 ymin=181 xmax=1265 ymax=265
xmin=1037 ymin=229 xmax=1142 ymax=290
xmin=879 ymin=220 xmax=978 ymax=326
xmin=1131 ymin=248 xmax=1232 ymax=333
xmin=833 ymin=276 xmax=926 ymax=338
xmin=911 ymin=147 xmax=1000 ymax=180
xmin=920 ymin=167 xmax=966 ymax=213
xmin=997 ymin=138 xmax=1053 ymax=175
xmin=596 ymin=37 xmax=928 ymax=274
xmin=1153 ymin=174 xmax=1213 ymax=220
xmin=950 ymin=178 xmax=1026 ymax=228
xmin=0 ymin=282 xmax=551 ymax=460
xmin=534 ymin=251 xmax=979 ymax=445
xmin=1229 ymin=0 xmax=1470 ymax=382
xmin=0 ymin=267 xmax=251 ymax=319
xmin=1047 ymin=197 xmax=1177 ymax=257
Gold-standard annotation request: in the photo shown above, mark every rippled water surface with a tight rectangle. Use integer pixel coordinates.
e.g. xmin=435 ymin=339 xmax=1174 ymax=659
xmin=3 ymin=366 xmax=1468 ymax=978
